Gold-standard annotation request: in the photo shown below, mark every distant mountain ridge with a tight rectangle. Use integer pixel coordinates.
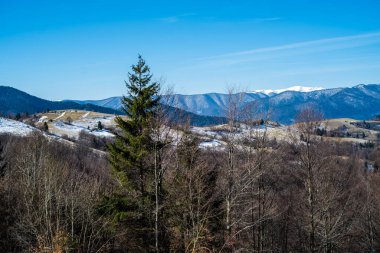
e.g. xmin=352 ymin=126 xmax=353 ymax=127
xmin=70 ymin=96 xmax=228 ymax=126
xmin=3 ymin=84 xmax=379 ymax=125
xmin=0 ymin=86 xmax=120 ymax=115
xmin=251 ymin=84 xmax=380 ymax=123
xmin=69 ymin=84 xmax=380 ymax=124
xmin=72 ymin=96 xmax=123 ymax=110
xmin=0 ymin=86 xmax=227 ymax=126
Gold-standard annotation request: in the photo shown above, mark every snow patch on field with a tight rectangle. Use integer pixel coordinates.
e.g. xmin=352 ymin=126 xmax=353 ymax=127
xmin=191 ymin=127 xmax=221 ymax=139
xmin=200 ymin=140 xmax=223 ymax=148
xmin=91 ymin=130 xmax=115 ymax=138
xmin=54 ymin=111 xmax=66 ymax=120
xmin=0 ymin=118 xmax=36 ymax=136
xmin=38 ymin=116 xmax=48 ymax=123
xmin=54 ymin=121 xmax=82 ymax=133
xmin=53 ymin=121 xmax=114 ymax=139
xmin=81 ymin=112 xmax=90 ymax=118
xmin=73 ymin=116 xmax=115 ymax=129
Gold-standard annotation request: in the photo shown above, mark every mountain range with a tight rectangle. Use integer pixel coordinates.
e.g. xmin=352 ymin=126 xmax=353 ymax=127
xmin=0 ymin=86 xmax=227 ymax=126
xmin=1 ymin=84 xmax=380 ymax=125
xmin=69 ymin=84 xmax=380 ymax=124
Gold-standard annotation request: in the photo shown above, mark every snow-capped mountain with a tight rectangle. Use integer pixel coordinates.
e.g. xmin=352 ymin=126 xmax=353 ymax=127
xmin=250 ymin=84 xmax=380 ymax=123
xmin=251 ymin=86 xmax=324 ymax=96
xmin=3 ymin=84 xmax=380 ymax=126
xmin=69 ymin=84 xmax=380 ymax=124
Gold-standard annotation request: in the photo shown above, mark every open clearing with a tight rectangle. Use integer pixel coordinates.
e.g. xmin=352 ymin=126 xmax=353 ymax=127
xmin=36 ymin=110 xmax=127 ymax=139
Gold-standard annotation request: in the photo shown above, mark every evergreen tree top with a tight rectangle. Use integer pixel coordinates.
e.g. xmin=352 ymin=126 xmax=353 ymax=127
xmin=121 ymin=55 xmax=160 ymax=118
xmin=108 ymin=55 xmax=160 ymax=187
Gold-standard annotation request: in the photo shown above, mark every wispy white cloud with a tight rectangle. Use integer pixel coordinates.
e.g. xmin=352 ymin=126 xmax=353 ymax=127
xmin=199 ymin=31 xmax=380 ymax=65
xmin=158 ymin=15 xmax=280 ymax=24
xmin=250 ymin=17 xmax=281 ymax=23
xmin=274 ymin=63 xmax=380 ymax=76
xmin=158 ymin=13 xmax=196 ymax=23
xmin=159 ymin=16 xmax=179 ymax=23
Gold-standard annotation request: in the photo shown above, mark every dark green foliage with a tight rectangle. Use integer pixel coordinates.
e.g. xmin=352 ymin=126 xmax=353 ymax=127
xmin=360 ymin=141 xmax=375 ymax=149
xmin=108 ymin=55 xmax=159 ymax=190
xmin=107 ymin=56 xmax=159 ymax=250
xmin=97 ymin=121 xmax=103 ymax=130
xmin=315 ymin=127 xmax=326 ymax=136
xmin=0 ymin=139 xmax=6 ymax=177
xmin=43 ymin=122 xmax=49 ymax=132
xmin=97 ymin=194 xmax=134 ymax=221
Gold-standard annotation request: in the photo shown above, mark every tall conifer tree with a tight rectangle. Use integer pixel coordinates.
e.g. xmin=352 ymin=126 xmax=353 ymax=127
xmin=107 ymin=55 xmax=160 ymax=250
xmin=0 ymin=140 xmax=6 ymax=177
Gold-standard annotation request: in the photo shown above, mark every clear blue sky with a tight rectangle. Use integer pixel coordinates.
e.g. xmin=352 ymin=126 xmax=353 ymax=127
xmin=1 ymin=0 xmax=380 ymax=100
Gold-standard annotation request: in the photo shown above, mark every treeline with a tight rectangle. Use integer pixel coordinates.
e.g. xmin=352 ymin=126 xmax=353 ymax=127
xmin=2 ymin=57 xmax=380 ymax=252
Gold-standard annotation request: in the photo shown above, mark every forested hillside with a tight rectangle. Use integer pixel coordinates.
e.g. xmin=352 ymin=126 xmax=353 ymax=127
xmin=1 ymin=111 xmax=380 ymax=252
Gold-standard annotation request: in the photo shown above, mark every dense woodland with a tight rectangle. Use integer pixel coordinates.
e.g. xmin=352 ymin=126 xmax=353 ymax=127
xmin=1 ymin=58 xmax=380 ymax=252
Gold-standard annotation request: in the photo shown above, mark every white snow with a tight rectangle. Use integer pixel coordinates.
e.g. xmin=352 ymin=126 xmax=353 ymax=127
xmin=38 ymin=116 xmax=48 ymax=123
xmin=199 ymin=140 xmax=222 ymax=148
xmin=91 ymin=130 xmax=115 ymax=138
xmin=54 ymin=111 xmax=66 ymax=120
xmin=53 ymin=121 xmax=83 ymax=136
xmin=252 ymin=86 xmax=324 ymax=95
xmin=81 ymin=112 xmax=90 ymax=118
xmin=189 ymin=122 xmax=287 ymax=150
xmin=52 ymin=121 xmax=115 ymax=139
xmin=73 ymin=116 xmax=115 ymax=129
xmin=0 ymin=118 xmax=37 ymax=136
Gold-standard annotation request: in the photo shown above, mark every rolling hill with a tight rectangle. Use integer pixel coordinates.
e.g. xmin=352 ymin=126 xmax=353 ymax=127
xmin=0 ymin=86 xmax=120 ymax=116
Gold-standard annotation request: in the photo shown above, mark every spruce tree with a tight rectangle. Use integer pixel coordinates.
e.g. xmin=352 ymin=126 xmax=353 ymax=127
xmin=43 ymin=122 xmax=49 ymax=132
xmin=106 ymin=55 xmax=160 ymax=250
xmin=97 ymin=121 xmax=103 ymax=130
xmin=0 ymin=140 xmax=6 ymax=177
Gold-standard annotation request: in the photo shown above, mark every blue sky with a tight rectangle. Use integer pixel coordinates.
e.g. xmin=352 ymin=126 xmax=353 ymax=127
xmin=1 ymin=0 xmax=380 ymax=100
